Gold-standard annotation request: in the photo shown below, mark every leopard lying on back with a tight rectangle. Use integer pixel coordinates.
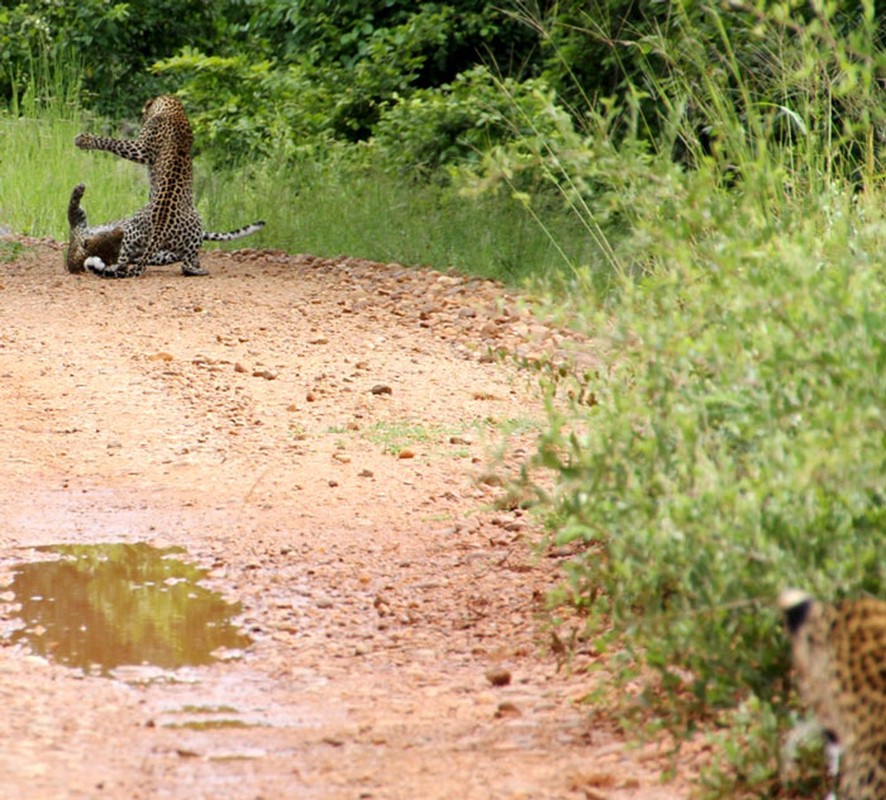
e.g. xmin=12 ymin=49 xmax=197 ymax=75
xmin=73 ymin=94 xmax=263 ymax=278
xmin=65 ymin=183 xmax=264 ymax=274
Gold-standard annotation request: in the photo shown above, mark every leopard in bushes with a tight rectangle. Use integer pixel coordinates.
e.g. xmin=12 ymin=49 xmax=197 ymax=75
xmin=779 ymin=589 xmax=886 ymax=800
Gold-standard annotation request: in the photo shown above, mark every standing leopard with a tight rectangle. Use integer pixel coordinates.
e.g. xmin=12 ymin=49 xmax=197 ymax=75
xmin=65 ymin=183 xmax=264 ymax=274
xmin=74 ymin=94 xmax=262 ymax=278
xmin=779 ymin=589 xmax=886 ymax=800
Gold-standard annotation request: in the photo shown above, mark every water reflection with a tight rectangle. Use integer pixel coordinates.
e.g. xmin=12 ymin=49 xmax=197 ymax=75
xmin=5 ymin=543 xmax=251 ymax=674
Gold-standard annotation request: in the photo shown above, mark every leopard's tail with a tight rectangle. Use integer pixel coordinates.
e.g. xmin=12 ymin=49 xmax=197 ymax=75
xmin=203 ymin=221 xmax=265 ymax=242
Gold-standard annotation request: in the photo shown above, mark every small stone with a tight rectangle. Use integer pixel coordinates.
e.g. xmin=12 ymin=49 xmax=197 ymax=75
xmin=370 ymin=384 xmax=392 ymax=395
xmin=315 ymin=597 xmax=334 ymax=609
xmin=494 ymin=701 xmax=521 ymax=718
xmin=358 ymin=469 xmax=374 ymax=478
xmin=398 ymin=449 xmax=415 ymax=459
xmin=485 ymin=667 xmax=512 ymax=687
xmin=148 ymin=352 xmax=174 ymax=362
xmin=308 ymin=337 xmax=329 ymax=345
xmin=234 ymin=362 xmax=247 ymax=373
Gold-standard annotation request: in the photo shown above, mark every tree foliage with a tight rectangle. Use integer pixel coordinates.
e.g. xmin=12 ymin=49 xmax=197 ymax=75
xmin=5 ymin=0 xmax=886 ymax=182
xmin=0 ymin=0 xmax=235 ymax=115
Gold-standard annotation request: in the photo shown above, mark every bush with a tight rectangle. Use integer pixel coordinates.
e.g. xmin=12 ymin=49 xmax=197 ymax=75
xmin=506 ymin=3 xmax=886 ymax=796
xmin=529 ymin=170 xmax=885 ymax=795
xmin=0 ymin=0 xmax=236 ymax=116
xmin=369 ymin=66 xmax=566 ymax=177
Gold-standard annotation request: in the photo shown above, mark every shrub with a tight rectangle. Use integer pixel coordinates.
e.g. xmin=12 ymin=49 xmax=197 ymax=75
xmin=505 ymin=3 xmax=886 ymax=796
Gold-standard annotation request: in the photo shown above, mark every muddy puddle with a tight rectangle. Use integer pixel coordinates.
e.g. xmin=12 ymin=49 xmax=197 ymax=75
xmin=3 ymin=543 xmax=251 ymax=676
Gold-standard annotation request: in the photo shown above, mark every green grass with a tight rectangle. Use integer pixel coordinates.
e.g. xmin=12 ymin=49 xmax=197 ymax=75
xmin=0 ymin=103 xmax=595 ymax=285
xmin=197 ymin=158 xmax=595 ymax=282
xmin=363 ymin=420 xmax=464 ymax=456
xmin=0 ymin=113 xmax=146 ymax=237
xmin=0 ymin=241 xmax=27 ymax=263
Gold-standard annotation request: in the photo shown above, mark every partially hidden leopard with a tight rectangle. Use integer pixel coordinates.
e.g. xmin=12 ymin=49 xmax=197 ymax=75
xmin=779 ymin=589 xmax=886 ymax=800
xmin=65 ymin=182 xmax=264 ymax=274
xmin=73 ymin=94 xmax=263 ymax=278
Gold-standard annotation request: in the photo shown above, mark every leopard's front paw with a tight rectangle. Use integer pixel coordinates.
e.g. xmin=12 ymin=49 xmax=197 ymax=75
xmin=84 ymin=255 xmax=110 ymax=274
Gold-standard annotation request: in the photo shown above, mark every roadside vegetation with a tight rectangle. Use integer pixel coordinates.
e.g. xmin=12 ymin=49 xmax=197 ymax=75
xmin=2 ymin=2 xmax=884 ymax=796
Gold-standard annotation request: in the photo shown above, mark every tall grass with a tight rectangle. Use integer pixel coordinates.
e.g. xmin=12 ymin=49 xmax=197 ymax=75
xmin=0 ymin=50 xmax=147 ymax=237
xmin=0 ymin=113 xmax=147 ymax=236
xmin=197 ymin=158 xmax=594 ymax=280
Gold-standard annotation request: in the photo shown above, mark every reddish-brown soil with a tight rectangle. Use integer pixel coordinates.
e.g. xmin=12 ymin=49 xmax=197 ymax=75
xmin=0 ymin=240 xmax=691 ymax=799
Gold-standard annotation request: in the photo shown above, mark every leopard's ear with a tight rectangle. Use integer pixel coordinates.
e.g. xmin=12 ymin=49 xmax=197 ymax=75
xmin=779 ymin=589 xmax=813 ymax=634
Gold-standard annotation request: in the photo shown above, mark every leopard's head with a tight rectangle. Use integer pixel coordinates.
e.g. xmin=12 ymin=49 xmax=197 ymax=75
xmin=140 ymin=94 xmax=193 ymax=160
xmin=141 ymin=94 xmax=188 ymax=122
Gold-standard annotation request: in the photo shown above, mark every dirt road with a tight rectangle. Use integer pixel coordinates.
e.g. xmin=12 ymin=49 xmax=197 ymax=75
xmin=0 ymin=241 xmax=688 ymax=799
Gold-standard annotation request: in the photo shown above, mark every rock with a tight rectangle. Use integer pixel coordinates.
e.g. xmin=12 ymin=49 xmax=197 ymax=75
xmin=370 ymin=384 xmax=392 ymax=395
xmin=485 ymin=667 xmax=512 ymax=687
xmin=494 ymin=701 xmax=521 ymax=718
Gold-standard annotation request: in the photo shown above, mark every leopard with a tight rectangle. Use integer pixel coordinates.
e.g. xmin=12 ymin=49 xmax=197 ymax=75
xmin=65 ymin=182 xmax=264 ymax=274
xmin=74 ymin=94 xmax=262 ymax=278
xmin=779 ymin=589 xmax=886 ymax=800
